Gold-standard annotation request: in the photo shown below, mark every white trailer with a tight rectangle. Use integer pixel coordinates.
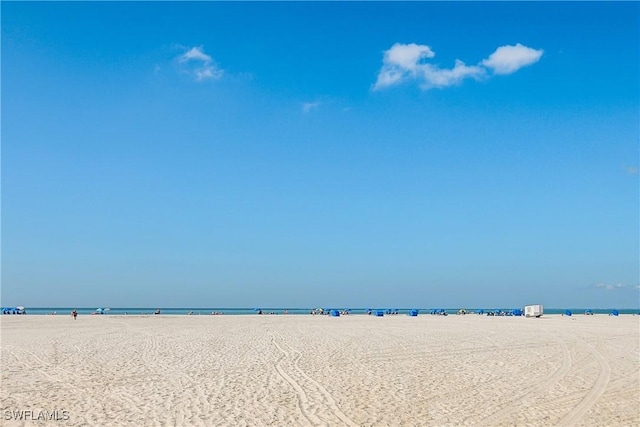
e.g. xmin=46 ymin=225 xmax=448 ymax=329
xmin=525 ymin=305 xmax=543 ymax=318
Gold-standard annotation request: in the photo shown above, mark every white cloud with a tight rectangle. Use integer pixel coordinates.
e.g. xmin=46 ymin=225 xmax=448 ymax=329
xmin=302 ymin=101 xmax=321 ymax=113
xmin=373 ymin=43 xmax=436 ymax=90
xmin=482 ymin=43 xmax=544 ymax=75
xmin=374 ymin=42 xmax=542 ymax=91
xmin=180 ymin=46 xmax=213 ymax=63
xmin=177 ymin=46 xmax=223 ymax=82
xmin=386 ymin=43 xmax=435 ymax=72
xmin=594 ymin=283 xmax=627 ymax=291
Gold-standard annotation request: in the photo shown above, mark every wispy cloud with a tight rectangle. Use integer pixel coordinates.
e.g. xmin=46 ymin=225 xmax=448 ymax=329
xmin=177 ymin=46 xmax=223 ymax=82
xmin=302 ymin=101 xmax=321 ymax=113
xmin=373 ymin=42 xmax=543 ymax=91
xmin=625 ymin=165 xmax=638 ymax=175
xmin=593 ymin=283 xmax=630 ymax=291
xmin=419 ymin=60 xmax=485 ymax=90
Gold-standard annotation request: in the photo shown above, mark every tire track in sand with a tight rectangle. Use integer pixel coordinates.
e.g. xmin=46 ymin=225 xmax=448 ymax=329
xmin=557 ymin=336 xmax=611 ymax=426
xmin=476 ymin=333 xmax=573 ymax=425
xmin=269 ymin=330 xmax=358 ymax=426
xmin=270 ymin=332 xmax=321 ymax=425
xmin=275 ymin=331 xmax=359 ymax=427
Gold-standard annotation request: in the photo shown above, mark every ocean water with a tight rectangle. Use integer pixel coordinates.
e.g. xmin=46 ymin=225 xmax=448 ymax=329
xmin=3 ymin=307 xmax=639 ymax=316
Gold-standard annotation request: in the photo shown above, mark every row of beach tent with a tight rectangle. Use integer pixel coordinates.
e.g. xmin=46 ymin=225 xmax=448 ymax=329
xmin=564 ymin=309 xmax=619 ymax=316
xmin=327 ymin=308 xmax=622 ymax=317
xmin=2 ymin=306 xmax=25 ymax=314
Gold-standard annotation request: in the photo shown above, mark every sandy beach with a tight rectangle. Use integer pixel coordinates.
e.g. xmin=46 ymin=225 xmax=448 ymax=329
xmin=1 ymin=314 xmax=638 ymax=426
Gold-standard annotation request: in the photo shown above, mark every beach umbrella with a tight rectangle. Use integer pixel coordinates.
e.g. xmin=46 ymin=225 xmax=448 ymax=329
xmin=104 ymin=308 xmax=111 ymax=312
xmin=565 ymin=310 xmax=572 ymax=316
xmin=16 ymin=306 xmax=25 ymax=311
xmin=611 ymin=310 xmax=619 ymax=316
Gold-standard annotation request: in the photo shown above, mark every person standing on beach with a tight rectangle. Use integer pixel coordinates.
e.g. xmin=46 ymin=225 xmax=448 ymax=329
xmin=71 ymin=309 xmax=77 ymax=320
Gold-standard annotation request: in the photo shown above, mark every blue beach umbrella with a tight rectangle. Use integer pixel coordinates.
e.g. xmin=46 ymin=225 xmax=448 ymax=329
xmin=611 ymin=310 xmax=619 ymax=316
xmin=565 ymin=310 xmax=572 ymax=316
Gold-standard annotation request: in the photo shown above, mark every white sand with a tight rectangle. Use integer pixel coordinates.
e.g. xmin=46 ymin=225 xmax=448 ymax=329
xmin=1 ymin=314 xmax=638 ymax=426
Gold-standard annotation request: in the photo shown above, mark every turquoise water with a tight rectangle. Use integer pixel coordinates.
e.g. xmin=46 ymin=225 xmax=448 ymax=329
xmin=4 ymin=307 xmax=639 ymax=316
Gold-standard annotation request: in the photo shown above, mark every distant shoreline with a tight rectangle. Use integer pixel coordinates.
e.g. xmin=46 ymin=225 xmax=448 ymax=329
xmin=4 ymin=307 xmax=639 ymax=316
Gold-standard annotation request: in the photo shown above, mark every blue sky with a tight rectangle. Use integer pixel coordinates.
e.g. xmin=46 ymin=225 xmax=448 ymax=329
xmin=2 ymin=1 xmax=638 ymax=309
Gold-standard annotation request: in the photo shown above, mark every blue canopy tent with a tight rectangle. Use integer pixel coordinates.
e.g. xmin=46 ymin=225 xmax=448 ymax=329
xmin=584 ymin=309 xmax=594 ymax=315
xmin=330 ymin=309 xmax=340 ymax=317
xmin=375 ymin=310 xmax=384 ymax=317
xmin=409 ymin=309 xmax=419 ymax=317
